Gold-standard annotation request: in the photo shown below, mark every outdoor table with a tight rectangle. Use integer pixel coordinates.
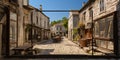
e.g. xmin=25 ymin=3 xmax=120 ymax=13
xmin=12 ymin=45 xmax=33 ymax=55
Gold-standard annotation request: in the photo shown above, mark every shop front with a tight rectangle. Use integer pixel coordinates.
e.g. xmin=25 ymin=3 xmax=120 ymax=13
xmin=94 ymin=12 xmax=118 ymax=55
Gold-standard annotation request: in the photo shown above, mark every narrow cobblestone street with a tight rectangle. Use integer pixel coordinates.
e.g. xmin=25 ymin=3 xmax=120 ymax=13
xmin=33 ymin=37 xmax=88 ymax=55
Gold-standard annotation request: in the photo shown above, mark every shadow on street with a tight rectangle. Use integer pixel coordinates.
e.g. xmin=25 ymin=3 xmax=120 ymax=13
xmin=36 ymin=49 xmax=54 ymax=55
xmin=36 ymin=38 xmax=63 ymax=45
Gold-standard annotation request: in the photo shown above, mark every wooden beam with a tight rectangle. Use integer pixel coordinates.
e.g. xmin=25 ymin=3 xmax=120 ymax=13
xmin=5 ymin=6 xmax=10 ymax=56
xmin=113 ymin=11 xmax=119 ymax=56
xmin=94 ymin=37 xmax=113 ymax=41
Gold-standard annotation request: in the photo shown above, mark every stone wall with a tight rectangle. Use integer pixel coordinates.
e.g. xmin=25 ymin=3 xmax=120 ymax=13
xmin=79 ymin=3 xmax=93 ymax=26
xmin=93 ymin=0 xmax=119 ymax=55
xmin=78 ymin=0 xmax=119 ymax=55
xmin=93 ymin=0 xmax=118 ymax=20
xmin=68 ymin=11 xmax=79 ymax=40
xmin=30 ymin=9 xmax=50 ymax=40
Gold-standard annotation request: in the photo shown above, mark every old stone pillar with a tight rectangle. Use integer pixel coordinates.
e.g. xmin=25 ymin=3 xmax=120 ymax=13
xmin=17 ymin=0 xmax=24 ymax=46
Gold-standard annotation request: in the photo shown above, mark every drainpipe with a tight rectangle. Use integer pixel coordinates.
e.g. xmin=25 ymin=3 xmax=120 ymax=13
xmin=16 ymin=6 xmax=18 ymax=47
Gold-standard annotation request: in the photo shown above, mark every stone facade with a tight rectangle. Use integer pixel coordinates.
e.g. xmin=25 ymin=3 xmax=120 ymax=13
xmin=78 ymin=0 xmax=119 ymax=55
xmin=0 ymin=0 xmax=19 ymax=56
xmin=68 ymin=10 xmax=79 ymax=41
xmin=0 ymin=1 xmax=8 ymax=56
xmin=29 ymin=6 xmax=50 ymax=42
xmin=40 ymin=12 xmax=50 ymax=40
xmin=23 ymin=2 xmax=34 ymax=45
xmin=0 ymin=0 xmax=50 ymax=56
xmin=92 ymin=0 xmax=119 ymax=55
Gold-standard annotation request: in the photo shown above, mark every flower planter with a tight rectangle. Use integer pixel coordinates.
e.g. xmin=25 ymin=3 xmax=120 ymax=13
xmin=79 ymin=39 xmax=88 ymax=47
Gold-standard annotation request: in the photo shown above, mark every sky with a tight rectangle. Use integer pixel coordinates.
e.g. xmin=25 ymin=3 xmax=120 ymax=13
xmin=29 ymin=0 xmax=88 ymax=22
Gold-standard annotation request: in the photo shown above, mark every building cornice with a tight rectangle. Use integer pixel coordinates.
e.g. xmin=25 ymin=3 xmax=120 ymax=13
xmin=79 ymin=0 xmax=95 ymax=13
xmin=29 ymin=5 xmax=49 ymax=19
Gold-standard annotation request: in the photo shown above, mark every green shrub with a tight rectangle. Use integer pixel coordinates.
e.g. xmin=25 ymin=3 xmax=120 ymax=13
xmin=73 ymin=34 xmax=80 ymax=42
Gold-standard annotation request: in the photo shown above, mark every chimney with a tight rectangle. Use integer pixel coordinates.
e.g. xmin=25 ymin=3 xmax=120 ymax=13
xmin=40 ymin=5 xmax=42 ymax=12
xmin=82 ymin=2 xmax=86 ymax=7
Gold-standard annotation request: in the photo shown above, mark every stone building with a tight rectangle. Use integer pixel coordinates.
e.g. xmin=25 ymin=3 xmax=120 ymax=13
xmin=51 ymin=23 xmax=66 ymax=36
xmin=30 ymin=7 xmax=50 ymax=42
xmin=0 ymin=0 xmax=20 ymax=56
xmin=39 ymin=10 xmax=50 ymax=40
xmin=0 ymin=0 xmax=50 ymax=57
xmin=68 ymin=10 xmax=79 ymax=41
xmin=70 ymin=0 xmax=120 ymax=55
xmin=23 ymin=0 xmax=34 ymax=44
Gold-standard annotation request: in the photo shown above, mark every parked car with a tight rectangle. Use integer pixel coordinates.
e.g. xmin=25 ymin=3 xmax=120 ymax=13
xmin=53 ymin=35 xmax=62 ymax=43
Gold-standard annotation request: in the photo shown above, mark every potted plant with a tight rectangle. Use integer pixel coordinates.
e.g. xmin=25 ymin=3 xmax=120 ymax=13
xmin=73 ymin=34 xmax=80 ymax=44
xmin=77 ymin=22 xmax=88 ymax=48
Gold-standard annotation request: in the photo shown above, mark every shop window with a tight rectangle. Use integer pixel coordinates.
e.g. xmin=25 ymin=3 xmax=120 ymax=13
xmin=105 ymin=19 xmax=110 ymax=37
xmin=95 ymin=15 xmax=114 ymax=50
xmin=106 ymin=16 xmax=113 ymax=38
xmin=96 ymin=40 xmax=113 ymax=50
xmin=99 ymin=19 xmax=105 ymax=32
xmin=94 ymin=22 xmax=99 ymax=37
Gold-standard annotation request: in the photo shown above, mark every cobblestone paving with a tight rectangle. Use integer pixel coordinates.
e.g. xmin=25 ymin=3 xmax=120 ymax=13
xmin=33 ymin=37 xmax=89 ymax=55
